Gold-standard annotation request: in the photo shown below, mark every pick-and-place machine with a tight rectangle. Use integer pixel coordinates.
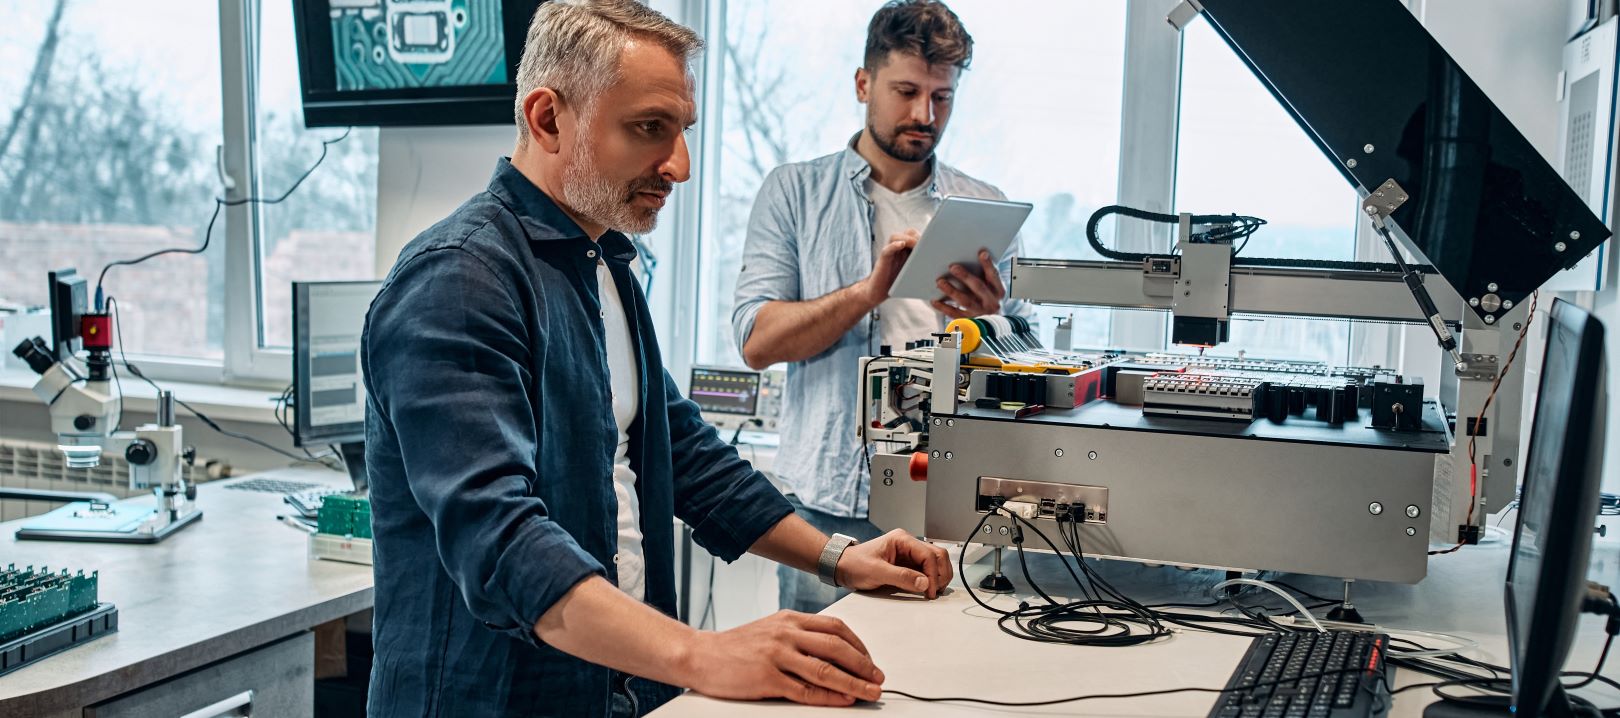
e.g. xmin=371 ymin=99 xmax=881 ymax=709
xmin=864 ymin=0 xmax=1613 ymax=602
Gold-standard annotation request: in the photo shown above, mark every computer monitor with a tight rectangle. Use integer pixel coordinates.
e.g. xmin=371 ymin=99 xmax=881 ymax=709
xmin=292 ymin=281 xmax=381 ymax=456
xmin=1504 ymin=298 xmax=1607 ymax=718
xmin=690 ymin=367 xmax=762 ymax=417
xmin=290 ymin=0 xmax=546 ymax=127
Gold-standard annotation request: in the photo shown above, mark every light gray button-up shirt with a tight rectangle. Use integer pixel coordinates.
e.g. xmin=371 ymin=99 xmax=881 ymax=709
xmin=732 ymin=138 xmax=1029 ymax=519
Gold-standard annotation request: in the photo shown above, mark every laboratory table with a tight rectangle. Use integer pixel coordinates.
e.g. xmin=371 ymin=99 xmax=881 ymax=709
xmin=0 ymin=467 xmax=368 ymax=717
xmin=653 ymin=532 xmax=1620 ymax=717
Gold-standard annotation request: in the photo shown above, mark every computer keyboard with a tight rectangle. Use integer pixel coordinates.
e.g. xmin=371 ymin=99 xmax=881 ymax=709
xmin=1207 ymin=631 xmax=1391 ymax=718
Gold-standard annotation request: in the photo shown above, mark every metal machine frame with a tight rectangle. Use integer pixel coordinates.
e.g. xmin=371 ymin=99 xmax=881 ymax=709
xmin=862 ymin=0 xmax=1608 ymax=588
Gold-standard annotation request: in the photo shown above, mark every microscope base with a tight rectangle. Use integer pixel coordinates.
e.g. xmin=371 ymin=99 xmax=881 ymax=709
xmin=15 ymin=503 xmax=203 ymax=544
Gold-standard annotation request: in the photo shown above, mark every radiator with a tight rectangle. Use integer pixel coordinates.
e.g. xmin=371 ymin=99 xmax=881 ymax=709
xmin=0 ymin=439 xmax=230 ymax=521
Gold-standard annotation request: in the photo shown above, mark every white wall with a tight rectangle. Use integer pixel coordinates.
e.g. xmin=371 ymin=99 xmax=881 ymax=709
xmin=373 ymin=125 xmax=516 ymax=275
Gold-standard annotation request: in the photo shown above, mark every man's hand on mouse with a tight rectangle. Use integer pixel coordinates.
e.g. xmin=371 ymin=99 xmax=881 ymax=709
xmin=859 ymin=229 xmax=920 ymax=308
xmin=933 ymin=248 xmax=1005 ymax=318
xmin=678 ymin=610 xmax=884 ymax=706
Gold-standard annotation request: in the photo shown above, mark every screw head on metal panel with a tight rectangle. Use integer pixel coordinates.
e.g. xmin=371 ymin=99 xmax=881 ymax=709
xmin=1486 ymin=282 xmax=1499 ymax=292
xmin=1469 ymin=297 xmax=1480 ymax=307
xmin=1555 ymin=242 xmax=1568 ymax=252
xmin=1406 ymin=527 xmax=1418 ymax=537
xmin=1347 ymin=159 xmax=1359 ymax=169
xmin=1571 ymin=230 xmax=1582 ymax=240
xmin=931 ymin=450 xmax=941 ymax=458
xmin=1503 ymin=300 xmax=1514 ymax=310
xmin=1054 ymin=449 xmax=1065 ymax=457
xmin=1485 ymin=315 xmax=1497 ymax=324
xmin=1368 ymin=502 xmax=1384 ymax=516
xmin=883 ymin=477 xmax=894 ymax=487
xmin=998 ymin=526 xmax=1010 ymax=536
xmin=1513 ymin=323 xmax=1523 ymax=331
xmin=944 ymin=451 xmax=953 ymax=460
xmin=1405 ymin=505 xmax=1421 ymax=518
xmin=946 ymin=419 xmax=955 ymax=427
xmin=1088 ymin=451 xmax=1098 ymax=460
xmin=933 ymin=418 xmax=943 ymax=426
xmin=1363 ymin=144 xmax=1375 ymax=154
xmin=883 ymin=468 xmax=894 ymax=478
xmin=983 ymin=525 xmax=993 ymax=534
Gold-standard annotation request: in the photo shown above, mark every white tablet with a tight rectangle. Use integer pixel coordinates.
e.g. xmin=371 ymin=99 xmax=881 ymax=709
xmin=888 ymin=195 xmax=1033 ymax=301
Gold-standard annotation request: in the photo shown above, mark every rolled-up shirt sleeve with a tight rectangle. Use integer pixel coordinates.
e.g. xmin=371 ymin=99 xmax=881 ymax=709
xmin=664 ymin=369 xmax=794 ymax=561
xmin=732 ymin=166 xmax=802 ymax=358
xmin=364 ymin=244 xmax=603 ymax=644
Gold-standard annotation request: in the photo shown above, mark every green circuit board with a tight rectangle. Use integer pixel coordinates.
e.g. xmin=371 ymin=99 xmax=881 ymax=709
xmin=331 ymin=0 xmax=509 ymax=91
xmin=317 ymin=494 xmax=373 ymax=539
xmin=0 ymin=565 xmax=100 ymax=643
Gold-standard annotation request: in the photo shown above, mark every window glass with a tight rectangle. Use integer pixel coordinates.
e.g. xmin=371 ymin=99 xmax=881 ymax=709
xmin=695 ymin=0 xmax=1128 ymax=366
xmin=1175 ymin=18 xmax=1356 ymax=364
xmin=0 ymin=0 xmax=226 ymax=359
xmin=256 ymin=0 xmax=380 ymax=350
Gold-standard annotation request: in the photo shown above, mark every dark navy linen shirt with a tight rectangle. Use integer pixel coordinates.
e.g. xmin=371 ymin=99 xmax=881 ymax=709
xmin=362 ymin=159 xmax=794 ymax=717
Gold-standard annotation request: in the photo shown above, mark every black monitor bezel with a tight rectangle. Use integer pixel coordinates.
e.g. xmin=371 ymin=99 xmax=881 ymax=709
xmin=1504 ymin=298 xmax=1607 ymax=717
xmin=290 ymin=0 xmax=546 ymax=128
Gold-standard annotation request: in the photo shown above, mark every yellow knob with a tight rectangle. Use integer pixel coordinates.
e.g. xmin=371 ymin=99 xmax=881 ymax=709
xmin=946 ymin=317 xmax=981 ymax=354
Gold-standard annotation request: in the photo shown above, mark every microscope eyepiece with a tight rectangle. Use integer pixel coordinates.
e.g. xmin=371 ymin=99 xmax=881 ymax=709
xmin=12 ymin=337 xmax=57 ymax=376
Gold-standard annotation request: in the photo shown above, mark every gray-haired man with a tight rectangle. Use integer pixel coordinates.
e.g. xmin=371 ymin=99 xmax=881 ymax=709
xmin=362 ymin=2 xmax=951 ymax=716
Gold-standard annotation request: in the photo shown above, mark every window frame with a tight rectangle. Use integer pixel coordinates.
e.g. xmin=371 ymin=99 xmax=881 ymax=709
xmin=93 ymin=0 xmax=294 ymax=387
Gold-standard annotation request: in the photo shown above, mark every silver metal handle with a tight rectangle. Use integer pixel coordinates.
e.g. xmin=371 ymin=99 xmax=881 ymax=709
xmin=177 ymin=689 xmax=254 ymax=718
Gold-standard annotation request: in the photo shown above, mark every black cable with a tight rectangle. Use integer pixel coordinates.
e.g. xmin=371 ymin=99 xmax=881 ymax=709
xmin=1567 ymin=631 xmax=1615 ymax=690
xmin=94 ymin=127 xmax=354 ymax=306
xmin=882 ymin=666 xmax=1369 ymax=707
xmin=1084 ymin=204 xmax=1432 ymax=273
xmin=107 ymin=298 xmax=341 ymax=469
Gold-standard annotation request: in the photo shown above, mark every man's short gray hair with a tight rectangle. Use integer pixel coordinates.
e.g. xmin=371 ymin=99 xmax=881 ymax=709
xmin=513 ymin=0 xmax=703 ymax=143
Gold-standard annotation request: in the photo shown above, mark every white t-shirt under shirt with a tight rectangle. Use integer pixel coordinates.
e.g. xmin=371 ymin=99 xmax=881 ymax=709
xmin=597 ymin=259 xmax=646 ymax=602
xmin=866 ymin=177 xmax=946 ymax=349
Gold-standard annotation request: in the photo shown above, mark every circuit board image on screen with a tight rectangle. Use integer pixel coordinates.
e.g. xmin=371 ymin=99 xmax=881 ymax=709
xmin=330 ymin=0 xmax=507 ymax=91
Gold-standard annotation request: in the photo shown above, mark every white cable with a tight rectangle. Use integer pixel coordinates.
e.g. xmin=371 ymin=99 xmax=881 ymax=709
xmin=1213 ymin=578 xmax=1327 ymax=633
xmin=1380 ymin=627 xmax=1479 ymax=659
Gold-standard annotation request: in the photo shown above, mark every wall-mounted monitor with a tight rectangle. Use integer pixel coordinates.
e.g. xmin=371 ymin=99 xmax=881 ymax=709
xmin=291 ymin=0 xmax=545 ymax=127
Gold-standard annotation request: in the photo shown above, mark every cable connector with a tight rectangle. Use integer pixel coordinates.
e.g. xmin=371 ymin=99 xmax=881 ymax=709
xmin=1000 ymin=500 xmax=1039 ymax=520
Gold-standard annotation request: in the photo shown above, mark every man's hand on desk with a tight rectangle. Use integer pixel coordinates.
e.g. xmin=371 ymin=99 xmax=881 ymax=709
xmin=677 ymin=610 xmax=885 ymax=706
xmin=932 ymin=248 xmax=1005 ymax=318
xmin=836 ymin=528 xmax=952 ymax=598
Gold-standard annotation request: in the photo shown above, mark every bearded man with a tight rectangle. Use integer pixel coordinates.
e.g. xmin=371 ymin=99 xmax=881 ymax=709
xmin=361 ymin=2 xmax=951 ymax=716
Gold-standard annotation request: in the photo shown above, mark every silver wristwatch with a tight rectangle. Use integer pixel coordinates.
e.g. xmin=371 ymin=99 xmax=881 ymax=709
xmin=818 ymin=533 xmax=859 ymax=587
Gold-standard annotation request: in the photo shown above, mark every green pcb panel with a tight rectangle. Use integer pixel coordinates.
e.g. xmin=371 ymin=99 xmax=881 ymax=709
xmin=318 ymin=494 xmax=373 ymax=539
xmin=331 ymin=0 xmax=508 ymax=91
xmin=0 ymin=565 xmax=100 ymax=643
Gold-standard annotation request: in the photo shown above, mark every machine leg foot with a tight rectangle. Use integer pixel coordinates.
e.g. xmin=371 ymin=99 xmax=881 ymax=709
xmin=978 ymin=547 xmax=1015 ymax=594
xmin=1326 ymin=578 xmax=1366 ymax=624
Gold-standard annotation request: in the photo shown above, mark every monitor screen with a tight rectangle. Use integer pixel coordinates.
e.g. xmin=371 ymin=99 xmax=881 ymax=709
xmin=294 ymin=281 xmax=383 ymax=446
xmin=292 ymin=0 xmax=545 ymax=127
xmin=1505 ymin=298 xmax=1606 ymax=717
xmin=689 ymin=367 xmax=761 ymax=416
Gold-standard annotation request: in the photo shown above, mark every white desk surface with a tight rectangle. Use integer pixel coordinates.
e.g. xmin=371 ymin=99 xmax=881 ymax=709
xmin=654 ymin=532 xmax=1620 ymax=717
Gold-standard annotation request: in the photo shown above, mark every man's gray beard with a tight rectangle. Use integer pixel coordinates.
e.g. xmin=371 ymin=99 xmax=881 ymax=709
xmin=561 ymin=140 xmax=659 ymax=235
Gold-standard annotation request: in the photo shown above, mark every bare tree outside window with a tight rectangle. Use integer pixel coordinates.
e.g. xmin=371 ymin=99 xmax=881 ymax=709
xmin=0 ymin=0 xmax=227 ymax=359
